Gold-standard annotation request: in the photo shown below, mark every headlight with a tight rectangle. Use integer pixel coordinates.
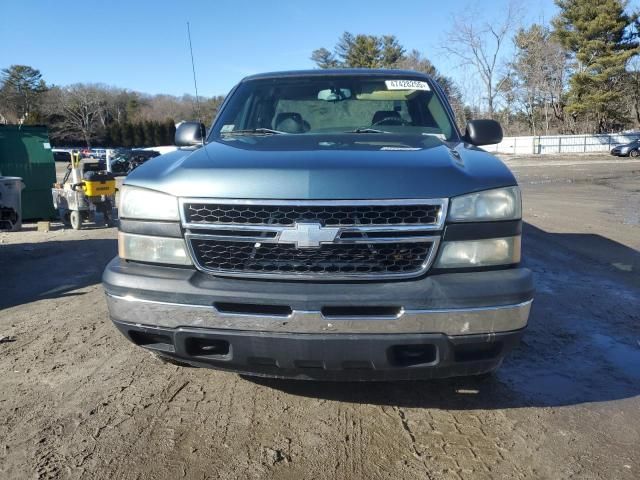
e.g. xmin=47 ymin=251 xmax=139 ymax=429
xmin=449 ymin=187 xmax=521 ymax=222
xmin=435 ymin=236 xmax=521 ymax=268
xmin=118 ymin=232 xmax=192 ymax=265
xmin=119 ymin=185 xmax=180 ymax=221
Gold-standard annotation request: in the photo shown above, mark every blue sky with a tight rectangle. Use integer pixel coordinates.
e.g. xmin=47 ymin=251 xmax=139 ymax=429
xmin=2 ymin=0 xmax=561 ymax=97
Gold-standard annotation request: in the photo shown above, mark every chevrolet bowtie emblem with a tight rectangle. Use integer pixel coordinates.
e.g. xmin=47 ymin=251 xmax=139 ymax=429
xmin=278 ymin=222 xmax=340 ymax=248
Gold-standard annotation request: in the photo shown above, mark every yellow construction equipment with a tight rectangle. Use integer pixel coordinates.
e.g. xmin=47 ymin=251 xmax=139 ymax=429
xmin=52 ymin=151 xmax=116 ymax=229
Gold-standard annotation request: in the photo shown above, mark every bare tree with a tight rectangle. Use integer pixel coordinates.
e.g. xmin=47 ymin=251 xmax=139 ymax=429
xmin=508 ymin=24 xmax=569 ymax=135
xmin=539 ymin=39 xmax=569 ymax=133
xmin=442 ymin=1 xmax=521 ymax=118
xmin=512 ymin=25 xmax=547 ymax=135
xmin=43 ymin=84 xmax=107 ymax=147
xmin=395 ymin=50 xmax=467 ymax=127
xmin=626 ymin=56 xmax=640 ymax=128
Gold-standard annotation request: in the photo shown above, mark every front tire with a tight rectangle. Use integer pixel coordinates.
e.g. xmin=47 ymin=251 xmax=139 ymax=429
xmin=70 ymin=210 xmax=82 ymax=230
xmin=630 ymin=149 xmax=639 ymax=157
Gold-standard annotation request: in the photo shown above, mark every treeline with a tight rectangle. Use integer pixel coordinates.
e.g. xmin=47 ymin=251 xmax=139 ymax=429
xmin=312 ymin=0 xmax=640 ymax=135
xmin=312 ymin=36 xmax=468 ymax=129
xmin=2 ymin=0 xmax=640 ymax=139
xmin=104 ymin=119 xmax=176 ymax=148
xmin=0 ymin=70 xmax=223 ymax=147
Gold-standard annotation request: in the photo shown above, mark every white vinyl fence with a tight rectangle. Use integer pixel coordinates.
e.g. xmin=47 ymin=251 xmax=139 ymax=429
xmin=484 ymin=132 xmax=640 ymax=155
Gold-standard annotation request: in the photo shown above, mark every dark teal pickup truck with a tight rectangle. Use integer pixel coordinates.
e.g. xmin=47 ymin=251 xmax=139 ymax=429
xmin=103 ymin=69 xmax=534 ymax=380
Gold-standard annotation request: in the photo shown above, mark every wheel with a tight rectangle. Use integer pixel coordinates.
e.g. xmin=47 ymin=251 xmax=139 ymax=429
xmin=630 ymin=149 xmax=639 ymax=157
xmin=101 ymin=200 xmax=115 ymax=227
xmin=70 ymin=210 xmax=82 ymax=230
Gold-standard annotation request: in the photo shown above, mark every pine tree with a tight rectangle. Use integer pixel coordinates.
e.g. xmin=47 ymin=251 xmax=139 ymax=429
xmin=164 ymin=119 xmax=176 ymax=145
xmin=133 ymin=123 xmax=145 ymax=146
xmin=380 ymin=36 xmax=405 ymax=67
xmin=310 ymin=48 xmax=340 ymax=69
xmin=143 ymin=121 xmax=155 ymax=147
xmin=109 ymin=123 xmax=122 ymax=147
xmin=0 ymin=65 xmax=47 ymax=123
xmin=125 ymin=96 xmax=140 ymax=122
xmin=122 ymin=123 xmax=135 ymax=147
xmin=157 ymin=122 xmax=167 ymax=146
xmin=339 ymin=33 xmax=383 ymax=68
xmin=152 ymin=121 xmax=163 ymax=146
xmin=553 ymin=0 xmax=639 ymax=132
xmin=312 ymin=32 xmax=406 ymax=69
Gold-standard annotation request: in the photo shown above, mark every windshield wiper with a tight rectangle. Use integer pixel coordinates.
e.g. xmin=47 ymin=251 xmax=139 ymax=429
xmin=346 ymin=127 xmax=390 ymax=134
xmin=221 ymin=128 xmax=288 ymax=136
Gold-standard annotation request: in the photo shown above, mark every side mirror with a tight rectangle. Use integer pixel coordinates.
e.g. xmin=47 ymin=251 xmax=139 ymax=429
xmin=175 ymin=121 xmax=206 ymax=147
xmin=464 ymin=119 xmax=503 ymax=146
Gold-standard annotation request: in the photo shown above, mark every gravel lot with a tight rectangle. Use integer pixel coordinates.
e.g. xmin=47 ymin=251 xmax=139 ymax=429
xmin=1 ymin=154 xmax=639 ymax=479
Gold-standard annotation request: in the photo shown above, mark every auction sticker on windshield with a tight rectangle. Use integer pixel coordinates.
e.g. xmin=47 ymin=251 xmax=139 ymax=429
xmin=385 ymin=80 xmax=430 ymax=91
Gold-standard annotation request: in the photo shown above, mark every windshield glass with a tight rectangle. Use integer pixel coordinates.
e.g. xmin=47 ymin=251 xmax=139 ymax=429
xmin=212 ymin=76 xmax=457 ymax=140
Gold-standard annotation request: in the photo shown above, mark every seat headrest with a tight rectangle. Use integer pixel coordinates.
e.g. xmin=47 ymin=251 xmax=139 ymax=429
xmin=372 ymin=110 xmax=401 ymax=125
xmin=274 ymin=112 xmax=304 ymax=133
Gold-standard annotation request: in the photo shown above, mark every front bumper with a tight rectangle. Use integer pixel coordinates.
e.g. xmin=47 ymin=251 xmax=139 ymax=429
xmin=103 ymin=258 xmax=534 ymax=379
xmin=112 ymin=320 xmax=524 ymax=380
xmin=106 ymin=292 xmax=531 ymax=336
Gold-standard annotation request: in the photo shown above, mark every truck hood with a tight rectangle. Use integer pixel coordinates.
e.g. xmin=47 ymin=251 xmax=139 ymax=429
xmin=125 ymin=134 xmax=516 ymax=199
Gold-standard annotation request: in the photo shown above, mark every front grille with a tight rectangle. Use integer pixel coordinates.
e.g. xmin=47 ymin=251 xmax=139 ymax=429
xmin=190 ymin=239 xmax=434 ymax=277
xmin=181 ymin=199 xmax=446 ymax=280
xmin=185 ymin=203 xmax=441 ymax=226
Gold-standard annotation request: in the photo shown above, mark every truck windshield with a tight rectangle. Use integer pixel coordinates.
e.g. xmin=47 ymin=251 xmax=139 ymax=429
xmin=212 ymin=76 xmax=457 ymax=141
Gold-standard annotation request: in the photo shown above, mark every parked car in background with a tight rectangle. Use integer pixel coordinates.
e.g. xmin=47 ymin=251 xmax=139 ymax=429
xmin=91 ymin=148 xmax=107 ymax=160
xmin=52 ymin=149 xmax=72 ymax=162
xmin=105 ymin=149 xmax=161 ymax=175
xmin=611 ymin=139 xmax=640 ymax=157
xmin=129 ymin=149 xmax=161 ymax=171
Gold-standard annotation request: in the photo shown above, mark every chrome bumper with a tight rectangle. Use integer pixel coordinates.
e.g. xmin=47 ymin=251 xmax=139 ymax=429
xmin=105 ymin=293 xmax=531 ymax=336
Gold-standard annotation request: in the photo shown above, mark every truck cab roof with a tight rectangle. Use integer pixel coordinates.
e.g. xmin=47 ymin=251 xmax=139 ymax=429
xmin=241 ymin=69 xmax=433 ymax=82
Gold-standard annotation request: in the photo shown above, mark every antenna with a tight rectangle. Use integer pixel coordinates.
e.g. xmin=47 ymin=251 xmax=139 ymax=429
xmin=187 ymin=21 xmax=204 ymax=144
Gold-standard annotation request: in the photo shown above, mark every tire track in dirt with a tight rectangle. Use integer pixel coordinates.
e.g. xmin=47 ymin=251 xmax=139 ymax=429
xmin=34 ymin=430 xmax=64 ymax=480
xmin=342 ymin=407 xmax=364 ymax=479
xmin=393 ymin=406 xmax=439 ymax=480
xmin=218 ymin=374 xmax=240 ymax=448
xmin=244 ymin=385 xmax=259 ymax=479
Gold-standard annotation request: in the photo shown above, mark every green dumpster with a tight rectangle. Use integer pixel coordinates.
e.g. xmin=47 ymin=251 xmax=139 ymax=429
xmin=0 ymin=125 xmax=57 ymax=220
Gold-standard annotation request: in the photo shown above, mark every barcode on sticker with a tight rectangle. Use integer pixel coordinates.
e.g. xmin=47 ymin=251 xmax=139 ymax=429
xmin=385 ymin=80 xmax=430 ymax=91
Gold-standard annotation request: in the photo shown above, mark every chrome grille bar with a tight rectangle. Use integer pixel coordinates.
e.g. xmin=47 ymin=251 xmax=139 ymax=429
xmin=180 ymin=198 xmax=448 ymax=229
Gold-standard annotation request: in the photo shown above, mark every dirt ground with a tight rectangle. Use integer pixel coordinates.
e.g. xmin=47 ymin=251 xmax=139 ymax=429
xmin=1 ymin=154 xmax=639 ymax=480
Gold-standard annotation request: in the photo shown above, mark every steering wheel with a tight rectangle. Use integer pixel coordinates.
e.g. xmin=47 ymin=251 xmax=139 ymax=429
xmin=372 ymin=116 xmax=407 ymax=126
